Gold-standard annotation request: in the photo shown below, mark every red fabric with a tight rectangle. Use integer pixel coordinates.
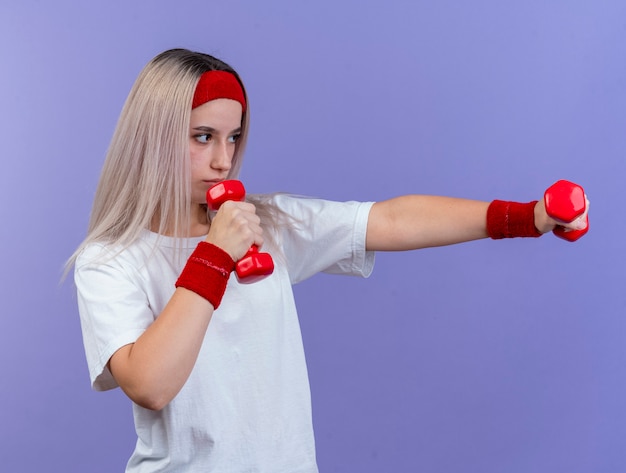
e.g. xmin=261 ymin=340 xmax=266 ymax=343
xmin=192 ymin=71 xmax=247 ymax=112
xmin=175 ymin=242 xmax=235 ymax=309
xmin=486 ymin=200 xmax=542 ymax=239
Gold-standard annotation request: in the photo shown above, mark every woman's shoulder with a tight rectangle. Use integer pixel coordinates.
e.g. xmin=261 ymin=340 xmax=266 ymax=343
xmin=265 ymin=193 xmax=373 ymax=219
xmin=75 ymin=231 xmax=157 ymax=270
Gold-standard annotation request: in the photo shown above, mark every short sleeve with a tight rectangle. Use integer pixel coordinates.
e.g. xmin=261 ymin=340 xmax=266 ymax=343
xmin=75 ymin=245 xmax=155 ymax=391
xmin=272 ymin=195 xmax=376 ymax=284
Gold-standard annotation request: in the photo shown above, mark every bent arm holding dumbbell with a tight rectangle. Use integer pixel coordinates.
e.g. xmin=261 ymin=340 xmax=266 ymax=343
xmin=107 ymin=197 xmax=265 ymax=411
xmin=365 ymin=180 xmax=589 ymax=251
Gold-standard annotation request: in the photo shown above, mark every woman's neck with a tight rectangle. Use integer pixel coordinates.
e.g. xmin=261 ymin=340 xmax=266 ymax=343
xmin=151 ymin=205 xmax=210 ymax=237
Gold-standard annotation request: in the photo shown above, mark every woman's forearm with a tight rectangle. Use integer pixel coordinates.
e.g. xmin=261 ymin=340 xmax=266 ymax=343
xmin=108 ymin=288 xmax=215 ymax=411
xmin=366 ymin=195 xmax=490 ymax=251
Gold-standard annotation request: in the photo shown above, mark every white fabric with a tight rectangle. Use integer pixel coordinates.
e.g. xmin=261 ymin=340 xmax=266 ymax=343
xmin=75 ymin=195 xmax=375 ymax=473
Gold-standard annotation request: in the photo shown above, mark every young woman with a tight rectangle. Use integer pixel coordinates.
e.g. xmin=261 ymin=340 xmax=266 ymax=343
xmin=70 ymin=48 xmax=588 ymax=472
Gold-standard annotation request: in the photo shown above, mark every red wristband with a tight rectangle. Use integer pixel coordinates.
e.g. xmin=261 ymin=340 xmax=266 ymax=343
xmin=175 ymin=242 xmax=235 ymax=309
xmin=486 ymin=200 xmax=542 ymax=239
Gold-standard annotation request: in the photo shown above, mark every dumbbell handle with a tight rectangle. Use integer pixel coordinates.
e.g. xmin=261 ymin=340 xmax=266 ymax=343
xmin=206 ymin=180 xmax=274 ymax=281
xmin=543 ymin=180 xmax=589 ymax=242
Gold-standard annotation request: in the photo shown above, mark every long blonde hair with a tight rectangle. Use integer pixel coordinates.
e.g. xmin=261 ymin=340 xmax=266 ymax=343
xmin=67 ymin=48 xmax=285 ymax=271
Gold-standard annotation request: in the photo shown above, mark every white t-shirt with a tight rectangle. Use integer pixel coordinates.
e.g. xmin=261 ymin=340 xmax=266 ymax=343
xmin=75 ymin=195 xmax=375 ymax=473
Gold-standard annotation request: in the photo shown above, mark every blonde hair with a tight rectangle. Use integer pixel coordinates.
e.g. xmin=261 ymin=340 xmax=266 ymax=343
xmin=67 ymin=49 xmax=286 ymax=272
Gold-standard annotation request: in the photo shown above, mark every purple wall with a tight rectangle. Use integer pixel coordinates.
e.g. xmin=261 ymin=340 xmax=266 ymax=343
xmin=1 ymin=1 xmax=624 ymax=471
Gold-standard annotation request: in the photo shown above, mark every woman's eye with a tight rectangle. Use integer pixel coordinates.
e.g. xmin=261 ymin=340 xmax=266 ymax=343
xmin=195 ymin=134 xmax=211 ymax=144
xmin=228 ymin=134 xmax=241 ymax=144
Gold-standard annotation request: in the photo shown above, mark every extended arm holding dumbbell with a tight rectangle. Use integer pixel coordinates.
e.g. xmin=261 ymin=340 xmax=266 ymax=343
xmin=365 ymin=180 xmax=589 ymax=251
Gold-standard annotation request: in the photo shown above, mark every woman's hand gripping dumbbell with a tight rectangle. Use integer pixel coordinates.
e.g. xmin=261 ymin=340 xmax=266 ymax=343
xmin=206 ymin=180 xmax=275 ymax=281
xmin=539 ymin=180 xmax=589 ymax=242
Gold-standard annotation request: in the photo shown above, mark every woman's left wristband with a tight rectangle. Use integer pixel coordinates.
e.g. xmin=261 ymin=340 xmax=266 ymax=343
xmin=486 ymin=200 xmax=542 ymax=239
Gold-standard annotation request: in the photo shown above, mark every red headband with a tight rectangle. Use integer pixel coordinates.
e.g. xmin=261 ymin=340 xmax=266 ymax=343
xmin=192 ymin=70 xmax=247 ymax=112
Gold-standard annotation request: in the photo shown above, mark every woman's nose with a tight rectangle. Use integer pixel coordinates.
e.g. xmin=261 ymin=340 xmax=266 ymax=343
xmin=210 ymin=141 xmax=232 ymax=171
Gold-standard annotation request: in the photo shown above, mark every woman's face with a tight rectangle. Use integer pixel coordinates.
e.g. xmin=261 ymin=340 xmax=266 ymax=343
xmin=189 ymin=98 xmax=243 ymax=205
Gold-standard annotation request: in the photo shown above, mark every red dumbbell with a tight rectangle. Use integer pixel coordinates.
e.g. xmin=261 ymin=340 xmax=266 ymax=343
xmin=543 ymin=180 xmax=589 ymax=242
xmin=206 ymin=180 xmax=274 ymax=281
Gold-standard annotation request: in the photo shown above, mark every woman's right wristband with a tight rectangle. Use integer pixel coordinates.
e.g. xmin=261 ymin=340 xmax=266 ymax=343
xmin=175 ymin=242 xmax=235 ymax=309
